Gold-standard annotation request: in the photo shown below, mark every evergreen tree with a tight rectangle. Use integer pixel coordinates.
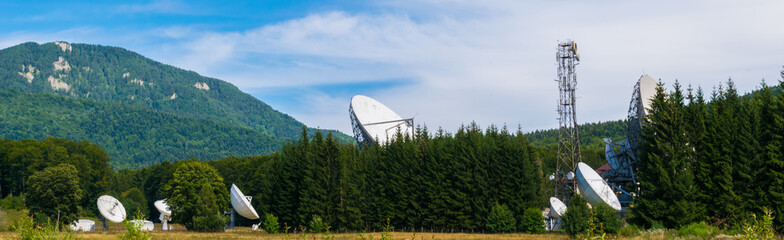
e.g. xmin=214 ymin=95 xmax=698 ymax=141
xmin=633 ymin=81 xmax=703 ymax=228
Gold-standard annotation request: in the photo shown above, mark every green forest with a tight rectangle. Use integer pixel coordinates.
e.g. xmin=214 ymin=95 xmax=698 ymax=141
xmin=0 ymin=42 xmax=351 ymax=168
xmin=633 ymin=77 xmax=784 ymax=231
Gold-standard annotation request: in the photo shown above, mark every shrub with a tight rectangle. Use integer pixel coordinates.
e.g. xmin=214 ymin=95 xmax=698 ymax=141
xmin=13 ymin=214 xmax=75 ymax=240
xmin=520 ymin=208 xmax=545 ymax=234
xmin=192 ymin=214 xmax=226 ymax=232
xmin=562 ymin=195 xmax=590 ymax=236
xmin=593 ymin=204 xmax=621 ymax=233
xmin=121 ymin=209 xmax=151 ymax=240
xmin=740 ymin=207 xmax=776 ymax=240
xmin=678 ymin=221 xmax=717 ymax=238
xmin=264 ymin=213 xmax=279 ymax=234
xmin=0 ymin=194 xmax=25 ymax=210
xmin=309 ymin=215 xmax=326 ymax=233
xmin=486 ymin=203 xmax=516 ymax=233
xmin=617 ymin=224 xmax=640 ymax=237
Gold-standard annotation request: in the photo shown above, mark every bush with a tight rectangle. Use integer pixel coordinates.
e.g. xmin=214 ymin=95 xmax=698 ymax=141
xmin=264 ymin=213 xmax=279 ymax=234
xmin=193 ymin=214 xmax=226 ymax=232
xmin=520 ymin=208 xmax=545 ymax=234
xmin=617 ymin=224 xmax=640 ymax=237
xmin=740 ymin=207 xmax=776 ymax=240
xmin=562 ymin=195 xmax=590 ymax=236
xmin=678 ymin=221 xmax=717 ymax=238
xmin=0 ymin=194 xmax=25 ymax=210
xmin=121 ymin=209 xmax=151 ymax=240
xmin=308 ymin=215 xmax=326 ymax=233
xmin=13 ymin=214 xmax=76 ymax=240
xmin=593 ymin=204 xmax=621 ymax=233
xmin=486 ymin=203 xmax=516 ymax=233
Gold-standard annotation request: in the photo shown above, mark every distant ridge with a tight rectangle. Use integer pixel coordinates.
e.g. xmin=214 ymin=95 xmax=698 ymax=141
xmin=0 ymin=41 xmax=351 ymax=168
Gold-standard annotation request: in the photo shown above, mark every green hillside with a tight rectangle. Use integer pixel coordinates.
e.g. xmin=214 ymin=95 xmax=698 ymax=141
xmin=525 ymin=119 xmax=627 ymax=152
xmin=0 ymin=41 xmax=351 ymax=168
xmin=0 ymin=90 xmax=286 ymax=169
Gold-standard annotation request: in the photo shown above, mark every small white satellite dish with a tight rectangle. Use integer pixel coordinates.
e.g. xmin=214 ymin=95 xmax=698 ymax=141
xmin=575 ymin=162 xmax=622 ymax=210
xmin=566 ymin=171 xmax=575 ymax=180
xmin=97 ymin=195 xmax=127 ymax=223
xmin=154 ymin=199 xmax=172 ymax=230
xmin=230 ymin=184 xmax=259 ymax=220
xmin=70 ymin=219 xmax=95 ymax=231
xmin=549 ymin=174 xmax=555 ymax=181
xmin=549 ymin=197 xmax=567 ymax=219
xmin=129 ymin=220 xmax=154 ymax=231
xmin=350 ymin=95 xmax=414 ymax=145
xmin=638 ymin=75 xmax=657 ymax=117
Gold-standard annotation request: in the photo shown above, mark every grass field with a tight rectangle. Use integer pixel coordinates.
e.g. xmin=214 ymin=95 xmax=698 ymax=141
xmin=0 ymin=228 xmax=744 ymax=240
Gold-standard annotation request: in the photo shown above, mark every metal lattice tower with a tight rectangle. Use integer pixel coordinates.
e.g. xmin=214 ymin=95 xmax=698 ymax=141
xmin=554 ymin=40 xmax=582 ymax=201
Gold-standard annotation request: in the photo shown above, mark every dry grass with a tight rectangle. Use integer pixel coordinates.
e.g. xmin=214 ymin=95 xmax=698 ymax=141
xmin=0 ymin=230 xmax=569 ymax=240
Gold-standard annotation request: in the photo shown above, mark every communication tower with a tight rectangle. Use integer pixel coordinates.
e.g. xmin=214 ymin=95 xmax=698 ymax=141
xmin=554 ymin=40 xmax=582 ymax=201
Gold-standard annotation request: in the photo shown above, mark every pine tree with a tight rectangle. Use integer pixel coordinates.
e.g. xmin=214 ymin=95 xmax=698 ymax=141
xmin=633 ymin=81 xmax=703 ymax=228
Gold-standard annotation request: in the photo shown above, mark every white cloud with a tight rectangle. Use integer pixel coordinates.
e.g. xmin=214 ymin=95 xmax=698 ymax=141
xmin=3 ymin=1 xmax=783 ymax=136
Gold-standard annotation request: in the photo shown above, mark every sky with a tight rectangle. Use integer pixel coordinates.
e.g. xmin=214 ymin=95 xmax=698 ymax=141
xmin=1 ymin=0 xmax=783 ymax=135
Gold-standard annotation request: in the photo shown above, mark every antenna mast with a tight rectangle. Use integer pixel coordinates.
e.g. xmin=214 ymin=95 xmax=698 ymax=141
xmin=555 ymin=40 xmax=582 ymax=201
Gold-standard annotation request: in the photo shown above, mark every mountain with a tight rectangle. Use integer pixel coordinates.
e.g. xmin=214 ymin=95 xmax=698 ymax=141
xmin=0 ymin=41 xmax=351 ymax=168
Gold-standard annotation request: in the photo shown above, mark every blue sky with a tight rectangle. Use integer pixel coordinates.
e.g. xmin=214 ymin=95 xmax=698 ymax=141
xmin=2 ymin=1 xmax=783 ymax=135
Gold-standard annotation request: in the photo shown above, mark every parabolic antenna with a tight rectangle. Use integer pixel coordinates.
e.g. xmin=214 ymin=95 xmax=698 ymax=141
xmin=97 ymin=195 xmax=127 ymax=223
xmin=154 ymin=200 xmax=171 ymax=216
xmin=349 ymin=95 xmax=414 ymax=146
xmin=575 ymin=162 xmax=622 ymax=210
xmin=230 ymin=184 xmax=259 ymax=220
xmin=70 ymin=219 xmax=95 ymax=231
xmin=637 ymin=75 xmax=657 ymax=117
xmin=155 ymin=199 xmax=172 ymax=230
xmin=549 ymin=197 xmax=567 ymax=219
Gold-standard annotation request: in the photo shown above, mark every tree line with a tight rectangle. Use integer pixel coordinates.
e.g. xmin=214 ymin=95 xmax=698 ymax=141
xmin=633 ymin=74 xmax=784 ymax=232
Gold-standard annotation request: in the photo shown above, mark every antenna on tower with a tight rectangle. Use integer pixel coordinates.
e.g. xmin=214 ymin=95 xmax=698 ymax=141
xmin=554 ymin=39 xmax=582 ymax=202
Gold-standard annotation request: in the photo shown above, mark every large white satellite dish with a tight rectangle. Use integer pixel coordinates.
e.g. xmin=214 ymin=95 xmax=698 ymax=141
xmin=638 ymin=75 xmax=657 ymax=117
xmin=154 ymin=199 xmax=172 ymax=230
xmin=549 ymin=197 xmax=567 ymax=219
xmin=349 ymin=95 xmax=414 ymax=146
xmin=97 ymin=195 xmax=127 ymax=223
xmin=575 ymin=162 xmax=622 ymax=210
xmin=230 ymin=184 xmax=259 ymax=220
xmin=70 ymin=219 xmax=95 ymax=231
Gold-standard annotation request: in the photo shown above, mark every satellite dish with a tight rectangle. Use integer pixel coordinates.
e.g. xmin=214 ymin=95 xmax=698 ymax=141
xmin=637 ymin=75 xmax=657 ymax=118
xmin=575 ymin=162 xmax=622 ymax=210
xmin=549 ymin=197 xmax=567 ymax=219
xmin=549 ymin=174 xmax=555 ymax=181
xmin=566 ymin=171 xmax=575 ymax=180
xmin=97 ymin=195 xmax=127 ymax=223
xmin=70 ymin=219 xmax=95 ymax=231
xmin=349 ymin=95 xmax=414 ymax=146
xmin=129 ymin=220 xmax=155 ymax=231
xmin=154 ymin=199 xmax=172 ymax=230
xmin=230 ymin=184 xmax=259 ymax=220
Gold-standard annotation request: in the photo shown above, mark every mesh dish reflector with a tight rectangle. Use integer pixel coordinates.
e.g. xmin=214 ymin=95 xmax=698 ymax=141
xmin=638 ymin=75 xmax=657 ymax=117
xmin=97 ymin=195 xmax=127 ymax=223
xmin=576 ymin=162 xmax=622 ymax=210
xmin=154 ymin=200 xmax=171 ymax=216
xmin=350 ymin=95 xmax=411 ymax=145
xmin=549 ymin=197 xmax=567 ymax=219
xmin=230 ymin=184 xmax=259 ymax=220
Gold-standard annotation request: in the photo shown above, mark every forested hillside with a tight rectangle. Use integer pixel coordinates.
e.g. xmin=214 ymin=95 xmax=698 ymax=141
xmin=0 ymin=41 xmax=350 ymax=168
xmin=525 ymin=120 xmax=627 ymax=152
xmin=0 ymin=90 xmax=284 ymax=169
